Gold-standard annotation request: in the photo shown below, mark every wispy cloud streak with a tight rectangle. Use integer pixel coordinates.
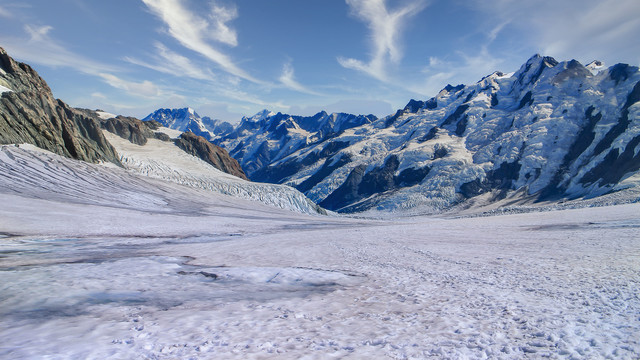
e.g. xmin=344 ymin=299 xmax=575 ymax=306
xmin=141 ymin=0 xmax=260 ymax=83
xmin=279 ymin=60 xmax=321 ymax=95
xmin=338 ymin=0 xmax=426 ymax=81
xmin=124 ymin=42 xmax=216 ymax=81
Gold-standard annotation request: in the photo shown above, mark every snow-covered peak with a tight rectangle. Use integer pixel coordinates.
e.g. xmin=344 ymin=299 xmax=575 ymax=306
xmin=512 ymin=55 xmax=558 ymax=86
xmin=586 ymin=60 xmax=606 ymax=75
xmin=246 ymin=109 xmax=276 ymax=122
xmin=143 ymin=108 xmax=233 ymax=141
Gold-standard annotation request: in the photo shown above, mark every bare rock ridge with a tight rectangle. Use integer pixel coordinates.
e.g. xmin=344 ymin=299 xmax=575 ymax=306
xmin=174 ymin=131 xmax=248 ymax=180
xmin=96 ymin=113 xmax=167 ymax=145
xmin=0 ymin=47 xmax=120 ymax=165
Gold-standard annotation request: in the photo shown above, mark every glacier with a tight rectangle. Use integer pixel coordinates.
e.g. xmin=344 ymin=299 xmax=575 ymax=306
xmin=1 ymin=143 xmax=639 ymax=359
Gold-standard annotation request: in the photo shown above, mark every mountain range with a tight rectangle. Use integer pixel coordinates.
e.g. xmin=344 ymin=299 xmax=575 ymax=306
xmin=0 ymin=47 xmax=322 ymax=214
xmin=2 ymin=43 xmax=639 ymax=215
xmin=144 ymin=55 xmax=640 ymax=213
xmin=142 ymin=107 xmax=233 ymax=141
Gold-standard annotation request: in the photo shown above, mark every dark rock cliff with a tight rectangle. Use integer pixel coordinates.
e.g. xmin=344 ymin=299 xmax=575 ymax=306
xmin=175 ymin=132 xmax=248 ymax=180
xmin=0 ymin=47 xmax=120 ymax=165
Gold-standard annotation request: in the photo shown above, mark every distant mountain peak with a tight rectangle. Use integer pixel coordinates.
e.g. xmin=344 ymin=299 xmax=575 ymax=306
xmin=586 ymin=60 xmax=606 ymax=75
xmin=142 ymin=107 xmax=233 ymax=141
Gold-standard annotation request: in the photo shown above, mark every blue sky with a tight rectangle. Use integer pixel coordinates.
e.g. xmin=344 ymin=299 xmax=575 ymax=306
xmin=1 ymin=0 xmax=639 ymax=122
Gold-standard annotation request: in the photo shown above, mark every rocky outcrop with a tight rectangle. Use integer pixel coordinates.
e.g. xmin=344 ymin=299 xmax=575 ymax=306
xmin=100 ymin=115 xmax=158 ymax=146
xmin=0 ymin=47 xmax=120 ymax=165
xmin=174 ymin=131 xmax=248 ymax=180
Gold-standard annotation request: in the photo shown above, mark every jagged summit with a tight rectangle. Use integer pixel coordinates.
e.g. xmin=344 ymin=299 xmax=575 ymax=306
xmin=586 ymin=60 xmax=606 ymax=74
xmin=142 ymin=107 xmax=233 ymax=141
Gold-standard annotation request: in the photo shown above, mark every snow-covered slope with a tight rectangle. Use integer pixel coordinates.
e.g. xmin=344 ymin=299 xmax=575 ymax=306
xmin=102 ymin=130 xmax=324 ymax=214
xmin=225 ymin=55 xmax=640 ymax=213
xmin=142 ymin=108 xmax=233 ymax=141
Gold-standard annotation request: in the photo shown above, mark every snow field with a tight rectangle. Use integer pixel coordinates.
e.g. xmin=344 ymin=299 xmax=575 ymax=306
xmin=1 ymin=145 xmax=639 ymax=359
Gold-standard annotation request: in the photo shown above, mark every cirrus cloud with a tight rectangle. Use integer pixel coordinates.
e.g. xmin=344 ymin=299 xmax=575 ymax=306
xmin=141 ymin=0 xmax=261 ymax=84
xmin=338 ymin=0 xmax=427 ymax=81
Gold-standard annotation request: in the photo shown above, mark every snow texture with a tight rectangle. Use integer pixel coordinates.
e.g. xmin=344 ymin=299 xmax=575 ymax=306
xmin=1 ymin=144 xmax=639 ymax=359
xmin=96 ymin=111 xmax=117 ymax=120
xmin=107 ymin=132 xmax=323 ymax=214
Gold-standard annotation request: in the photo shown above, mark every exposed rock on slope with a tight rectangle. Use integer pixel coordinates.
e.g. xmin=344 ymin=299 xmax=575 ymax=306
xmin=98 ymin=114 xmax=246 ymax=179
xmin=0 ymin=47 xmax=120 ymax=165
xmin=96 ymin=113 xmax=169 ymax=145
xmin=174 ymin=132 xmax=248 ymax=180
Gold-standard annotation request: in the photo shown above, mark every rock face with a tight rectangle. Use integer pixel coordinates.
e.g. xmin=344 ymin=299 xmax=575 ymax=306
xmin=99 ymin=114 xmax=160 ymax=146
xmin=0 ymin=47 xmax=120 ymax=165
xmin=214 ymin=55 xmax=640 ymax=212
xmin=175 ymin=132 xmax=248 ymax=180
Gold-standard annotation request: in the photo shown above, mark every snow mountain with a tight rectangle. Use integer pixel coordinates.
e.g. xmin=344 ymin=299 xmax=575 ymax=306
xmin=215 ymin=110 xmax=378 ymax=177
xmin=143 ymin=107 xmax=233 ymax=141
xmin=208 ymin=55 xmax=640 ymax=213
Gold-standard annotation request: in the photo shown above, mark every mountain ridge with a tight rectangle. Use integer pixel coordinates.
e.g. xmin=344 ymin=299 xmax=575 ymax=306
xmin=147 ymin=54 xmax=640 ymax=213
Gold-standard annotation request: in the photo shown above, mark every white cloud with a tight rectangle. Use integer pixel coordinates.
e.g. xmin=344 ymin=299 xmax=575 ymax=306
xmin=124 ymin=42 xmax=216 ymax=81
xmin=471 ymin=0 xmax=640 ymax=65
xmin=0 ymin=24 xmax=120 ymax=75
xmin=24 ymin=24 xmax=53 ymax=42
xmin=338 ymin=0 xmax=427 ymax=81
xmin=141 ymin=0 xmax=260 ymax=83
xmin=278 ymin=60 xmax=321 ymax=96
xmin=98 ymin=73 xmax=163 ymax=98
xmin=210 ymin=3 xmax=238 ymax=46
xmin=0 ymin=5 xmax=11 ymax=18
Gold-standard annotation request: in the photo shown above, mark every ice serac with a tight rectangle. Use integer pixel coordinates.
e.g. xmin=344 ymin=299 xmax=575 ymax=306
xmin=0 ymin=47 xmax=120 ymax=165
xmin=223 ymin=54 xmax=640 ymax=213
xmin=142 ymin=108 xmax=233 ymax=141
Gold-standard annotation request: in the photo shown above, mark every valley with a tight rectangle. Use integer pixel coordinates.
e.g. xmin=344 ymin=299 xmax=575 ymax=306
xmin=1 ymin=145 xmax=639 ymax=359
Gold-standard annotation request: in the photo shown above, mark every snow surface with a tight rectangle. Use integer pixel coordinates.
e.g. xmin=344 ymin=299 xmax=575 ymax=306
xmin=1 ymin=144 xmax=639 ymax=359
xmin=0 ymin=84 xmax=12 ymax=93
xmin=96 ymin=111 xmax=117 ymax=120
xmin=155 ymin=126 xmax=183 ymax=139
